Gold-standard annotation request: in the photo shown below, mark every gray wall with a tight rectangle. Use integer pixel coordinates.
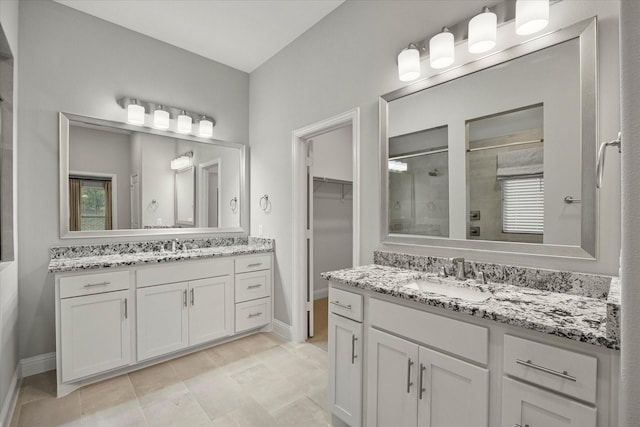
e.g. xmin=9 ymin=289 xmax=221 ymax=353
xmin=249 ymin=1 xmax=621 ymax=326
xmin=0 ymin=0 xmax=18 ymax=418
xmin=17 ymin=0 xmax=249 ymax=359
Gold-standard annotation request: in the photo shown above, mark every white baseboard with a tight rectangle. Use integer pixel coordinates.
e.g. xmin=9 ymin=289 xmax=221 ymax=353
xmin=313 ymin=287 xmax=328 ymax=300
xmin=20 ymin=352 xmax=55 ymax=378
xmin=0 ymin=365 xmax=21 ymax=427
xmin=271 ymin=319 xmax=293 ymax=341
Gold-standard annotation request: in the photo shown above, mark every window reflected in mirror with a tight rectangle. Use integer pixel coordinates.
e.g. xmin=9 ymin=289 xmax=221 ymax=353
xmin=388 ymin=125 xmax=449 ymax=237
xmin=466 ymin=105 xmax=544 ymax=243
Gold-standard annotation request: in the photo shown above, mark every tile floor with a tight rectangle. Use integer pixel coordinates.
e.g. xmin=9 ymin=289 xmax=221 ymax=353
xmin=10 ymin=333 xmax=330 ymax=427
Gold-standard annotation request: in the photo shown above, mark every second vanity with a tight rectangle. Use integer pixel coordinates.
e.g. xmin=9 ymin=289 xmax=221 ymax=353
xmin=49 ymin=237 xmax=274 ymax=397
xmin=323 ymin=251 xmax=620 ymax=427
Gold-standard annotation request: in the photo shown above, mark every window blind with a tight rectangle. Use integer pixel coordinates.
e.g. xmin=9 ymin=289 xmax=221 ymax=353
xmin=502 ymin=177 xmax=544 ymax=234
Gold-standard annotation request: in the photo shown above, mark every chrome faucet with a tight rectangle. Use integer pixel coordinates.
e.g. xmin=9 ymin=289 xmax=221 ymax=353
xmin=452 ymin=257 xmax=466 ymax=280
xmin=171 ymin=238 xmax=179 ymax=252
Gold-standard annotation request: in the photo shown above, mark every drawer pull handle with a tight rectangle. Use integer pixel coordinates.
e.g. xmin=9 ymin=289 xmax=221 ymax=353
xmin=84 ymin=281 xmax=110 ymax=288
xmin=183 ymin=290 xmax=187 ymax=308
xmin=419 ymin=363 xmax=426 ymax=400
xmin=190 ymin=288 xmax=195 ymax=306
xmin=248 ymin=311 xmax=263 ymax=318
xmin=515 ymin=424 xmax=530 ymax=427
xmin=516 ymin=359 xmax=577 ymax=382
xmin=247 ymin=284 xmax=262 ymax=289
xmin=406 ymin=358 xmax=414 ymax=393
xmin=247 ymin=262 xmax=262 ymax=267
xmin=330 ymin=301 xmax=352 ymax=310
xmin=124 ymin=298 xmax=128 ymax=320
xmin=351 ymin=335 xmax=358 ymax=364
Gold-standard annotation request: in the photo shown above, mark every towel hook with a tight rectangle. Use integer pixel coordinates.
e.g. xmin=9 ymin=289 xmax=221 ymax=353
xmin=259 ymin=194 xmax=269 ymax=211
xmin=229 ymin=197 xmax=238 ymax=212
xmin=596 ymin=132 xmax=622 ymax=189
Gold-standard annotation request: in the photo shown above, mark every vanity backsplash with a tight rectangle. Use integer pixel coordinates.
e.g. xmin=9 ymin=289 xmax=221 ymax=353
xmin=374 ymin=250 xmax=612 ymax=300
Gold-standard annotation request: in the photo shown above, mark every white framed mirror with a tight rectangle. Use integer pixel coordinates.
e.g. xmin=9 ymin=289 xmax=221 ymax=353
xmin=380 ymin=17 xmax=597 ymax=259
xmin=59 ymin=112 xmax=249 ymax=238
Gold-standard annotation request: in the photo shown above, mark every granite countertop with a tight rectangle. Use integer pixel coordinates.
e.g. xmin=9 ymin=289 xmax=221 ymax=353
xmin=48 ymin=239 xmax=274 ymax=273
xmin=322 ymin=264 xmax=620 ymax=350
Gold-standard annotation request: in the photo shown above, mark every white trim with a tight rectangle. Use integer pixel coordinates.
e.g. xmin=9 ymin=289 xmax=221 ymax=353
xmin=271 ymin=319 xmax=293 ymax=342
xmin=292 ymin=108 xmax=361 ymax=342
xmin=197 ymin=159 xmax=222 ymax=228
xmin=314 ymin=287 xmax=329 ymax=300
xmin=20 ymin=352 xmax=56 ymax=378
xmin=0 ymin=365 xmax=21 ymax=427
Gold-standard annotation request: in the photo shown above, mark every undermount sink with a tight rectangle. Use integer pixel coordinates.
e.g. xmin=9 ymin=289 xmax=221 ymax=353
xmin=403 ymin=278 xmax=491 ymax=303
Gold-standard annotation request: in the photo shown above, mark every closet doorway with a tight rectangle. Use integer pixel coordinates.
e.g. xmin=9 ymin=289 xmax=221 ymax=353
xmin=292 ymin=109 xmax=360 ymax=346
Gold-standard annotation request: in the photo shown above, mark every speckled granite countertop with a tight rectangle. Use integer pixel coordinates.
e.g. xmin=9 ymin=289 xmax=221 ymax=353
xmin=48 ymin=237 xmax=274 ymax=273
xmin=322 ymin=264 xmax=620 ymax=350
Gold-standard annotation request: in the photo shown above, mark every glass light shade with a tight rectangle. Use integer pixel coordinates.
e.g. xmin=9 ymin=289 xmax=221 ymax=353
xmin=199 ymin=118 xmax=214 ymax=138
xmin=388 ymin=160 xmax=408 ymax=172
xmin=176 ymin=112 xmax=192 ymax=134
xmin=170 ymin=155 xmax=192 ymax=170
xmin=398 ymin=47 xmax=421 ymax=82
xmin=468 ymin=10 xmax=497 ymax=53
xmin=429 ymin=30 xmax=455 ymax=69
xmin=127 ymin=102 xmax=145 ymax=125
xmin=515 ymin=0 xmax=549 ymax=35
xmin=153 ymin=108 xmax=170 ymax=130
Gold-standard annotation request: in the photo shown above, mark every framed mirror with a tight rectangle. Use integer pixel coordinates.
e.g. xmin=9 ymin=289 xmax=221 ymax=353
xmin=380 ymin=18 xmax=597 ymax=258
xmin=59 ymin=112 xmax=248 ymax=238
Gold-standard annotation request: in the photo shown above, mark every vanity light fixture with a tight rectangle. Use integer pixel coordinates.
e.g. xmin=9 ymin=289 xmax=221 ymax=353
xmin=170 ymin=151 xmax=193 ymax=170
xmin=126 ymin=99 xmax=145 ymax=125
xmin=398 ymin=43 xmax=421 ymax=82
xmin=198 ymin=116 xmax=215 ymax=138
xmin=468 ymin=7 xmax=497 ymax=53
xmin=515 ymin=0 xmax=549 ymax=35
xmin=176 ymin=111 xmax=193 ymax=134
xmin=388 ymin=160 xmax=408 ymax=172
xmin=429 ymin=27 xmax=455 ymax=69
xmin=153 ymin=105 xmax=170 ymax=130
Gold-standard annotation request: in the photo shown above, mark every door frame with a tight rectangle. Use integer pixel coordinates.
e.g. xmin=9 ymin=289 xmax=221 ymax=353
xmin=197 ymin=159 xmax=222 ymax=228
xmin=291 ymin=108 xmax=360 ymax=342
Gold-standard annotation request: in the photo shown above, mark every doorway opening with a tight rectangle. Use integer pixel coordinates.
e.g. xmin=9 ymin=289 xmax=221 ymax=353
xmin=292 ymin=109 xmax=360 ymax=345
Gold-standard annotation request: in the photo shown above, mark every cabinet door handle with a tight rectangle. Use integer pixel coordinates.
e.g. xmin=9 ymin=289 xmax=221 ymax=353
xmin=418 ymin=363 xmax=426 ymax=400
xmin=247 ymin=262 xmax=262 ymax=267
xmin=247 ymin=284 xmax=262 ymax=289
xmin=248 ymin=311 xmax=263 ymax=318
xmin=84 ymin=281 xmax=110 ymax=288
xmin=124 ymin=298 xmax=128 ymax=319
xmin=515 ymin=424 xmax=530 ymax=427
xmin=351 ymin=335 xmax=358 ymax=364
xmin=516 ymin=359 xmax=576 ymax=382
xmin=183 ymin=290 xmax=187 ymax=307
xmin=190 ymin=288 xmax=194 ymax=306
xmin=330 ymin=301 xmax=352 ymax=310
xmin=406 ymin=358 xmax=414 ymax=393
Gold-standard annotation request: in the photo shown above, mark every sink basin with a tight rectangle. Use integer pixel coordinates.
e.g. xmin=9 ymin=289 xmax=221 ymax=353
xmin=403 ymin=278 xmax=491 ymax=302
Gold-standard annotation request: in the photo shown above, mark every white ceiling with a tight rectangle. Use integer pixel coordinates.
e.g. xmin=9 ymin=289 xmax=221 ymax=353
xmin=54 ymin=0 xmax=345 ymax=73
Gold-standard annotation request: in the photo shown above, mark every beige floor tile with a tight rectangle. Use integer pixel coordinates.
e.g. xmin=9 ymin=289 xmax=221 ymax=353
xmin=272 ymin=396 xmax=330 ymax=427
xmin=204 ymin=338 xmax=252 ymax=367
xmin=229 ymin=362 xmax=278 ymax=388
xmin=245 ymin=375 xmax=301 ymax=415
xmin=20 ymin=371 xmax=57 ymax=405
xmin=168 ymin=350 xmax=220 ymax=381
xmin=79 ymin=374 xmax=138 ymax=415
xmin=210 ymin=399 xmax=279 ymax=427
xmin=128 ymin=362 xmax=181 ymax=401
xmin=140 ymin=386 xmax=211 ymax=427
xmin=80 ymin=400 xmax=147 ymax=427
xmin=18 ymin=392 xmax=82 ymax=427
xmin=185 ymin=372 xmax=253 ymax=420
xmin=235 ymin=333 xmax=283 ymax=354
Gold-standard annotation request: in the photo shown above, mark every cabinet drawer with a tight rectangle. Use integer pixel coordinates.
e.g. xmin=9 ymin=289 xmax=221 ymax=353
xmin=329 ymin=287 xmax=363 ymax=322
xmin=235 ymin=297 xmax=271 ymax=333
xmin=504 ymin=335 xmax=597 ymax=404
xmin=235 ymin=254 xmax=271 ymax=274
xmin=235 ymin=270 xmax=271 ymax=303
xmin=136 ymin=258 xmax=233 ymax=288
xmin=60 ymin=270 xmax=129 ymax=299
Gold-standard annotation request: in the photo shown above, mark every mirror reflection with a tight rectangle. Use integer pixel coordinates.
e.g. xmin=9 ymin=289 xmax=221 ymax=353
xmin=68 ymin=123 xmax=241 ymax=231
xmin=388 ymin=126 xmax=449 ymax=236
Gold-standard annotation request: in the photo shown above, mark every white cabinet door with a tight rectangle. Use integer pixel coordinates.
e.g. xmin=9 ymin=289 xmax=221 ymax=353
xmin=137 ymin=282 xmax=189 ymax=361
xmin=329 ymin=314 xmax=363 ymax=427
xmin=367 ymin=328 xmax=419 ymax=427
xmin=417 ymin=346 xmax=489 ymax=427
xmin=189 ymin=275 xmax=233 ymax=346
xmin=501 ymin=378 xmax=597 ymax=427
xmin=60 ymin=290 xmax=131 ymax=383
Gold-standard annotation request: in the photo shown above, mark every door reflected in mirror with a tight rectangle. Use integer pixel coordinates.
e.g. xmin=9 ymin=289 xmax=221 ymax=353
xmin=388 ymin=125 xmax=449 ymax=237
xmin=467 ymin=105 xmax=544 ymax=243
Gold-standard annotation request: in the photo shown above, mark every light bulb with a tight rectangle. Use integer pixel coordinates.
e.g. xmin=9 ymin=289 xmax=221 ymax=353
xmin=127 ymin=100 xmax=145 ymax=125
xmin=468 ymin=8 xmax=497 ymax=54
xmin=429 ymin=28 xmax=455 ymax=69
xmin=153 ymin=106 xmax=170 ymax=130
xmin=398 ymin=45 xmax=421 ymax=82
xmin=176 ymin=111 xmax=192 ymax=134
xmin=199 ymin=117 xmax=214 ymax=138
xmin=515 ymin=0 xmax=549 ymax=36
